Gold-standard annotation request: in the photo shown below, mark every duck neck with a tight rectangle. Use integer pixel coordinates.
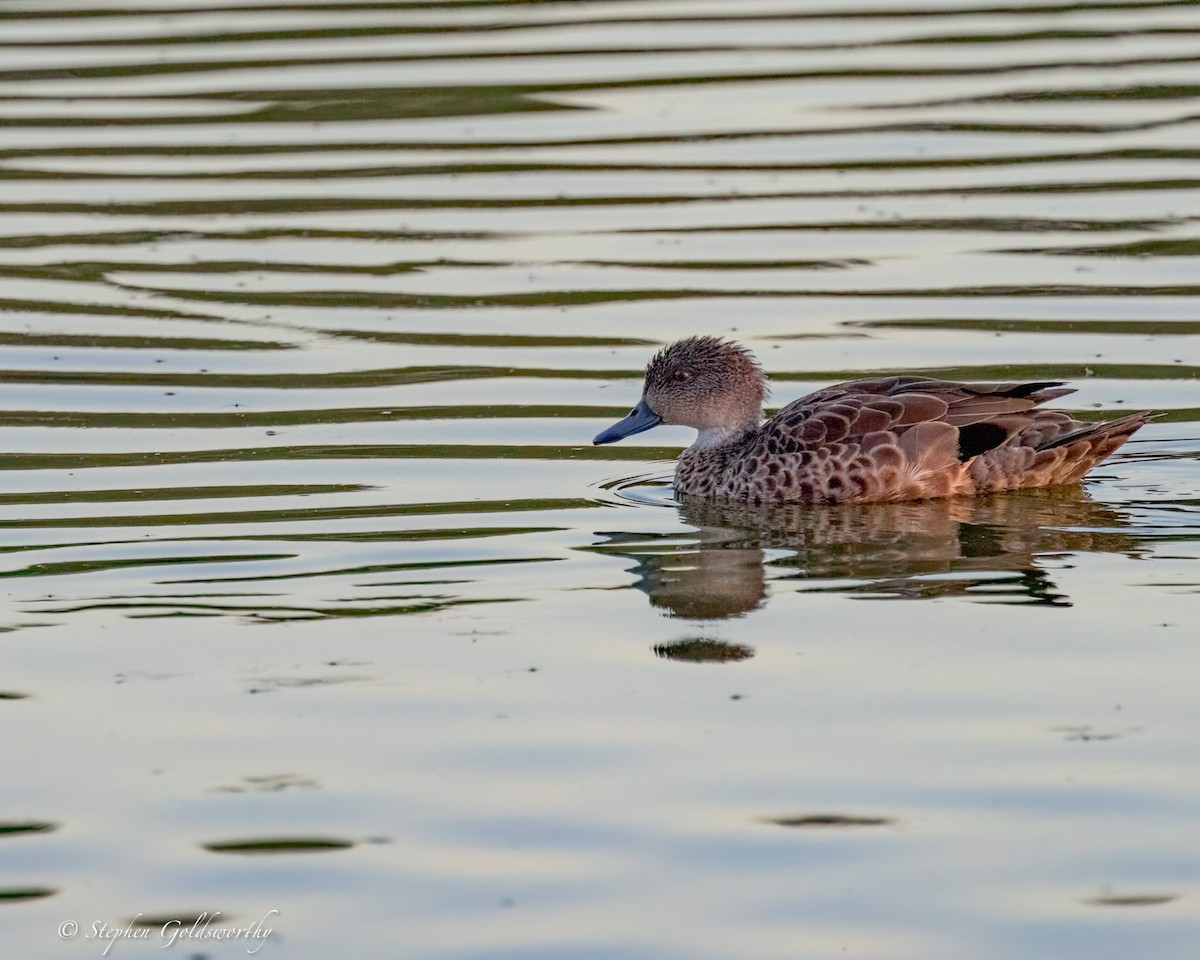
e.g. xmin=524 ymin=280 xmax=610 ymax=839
xmin=687 ymin=422 xmax=758 ymax=453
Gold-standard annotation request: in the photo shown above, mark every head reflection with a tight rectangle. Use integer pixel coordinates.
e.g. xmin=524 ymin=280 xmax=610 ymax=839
xmin=593 ymin=487 xmax=1143 ymax=619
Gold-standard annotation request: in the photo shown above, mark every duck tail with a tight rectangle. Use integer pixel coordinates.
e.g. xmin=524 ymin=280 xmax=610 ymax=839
xmin=1037 ymin=410 xmax=1156 ymax=452
xmin=1036 ymin=410 xmax=1157 ymax=484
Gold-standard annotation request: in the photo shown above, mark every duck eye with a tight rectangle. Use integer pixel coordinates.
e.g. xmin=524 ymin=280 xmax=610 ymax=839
xmin=672 ymin=370 xmax=691 ymax=383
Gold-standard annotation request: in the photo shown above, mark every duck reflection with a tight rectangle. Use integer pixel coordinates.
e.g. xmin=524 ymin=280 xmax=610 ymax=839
xmin=593 ymin=486 xmax=1144 ymax=619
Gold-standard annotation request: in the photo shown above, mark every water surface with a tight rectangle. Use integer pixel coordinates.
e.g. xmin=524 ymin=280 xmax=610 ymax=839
xmin=1 ymin=2 xmax=1199 ymax=958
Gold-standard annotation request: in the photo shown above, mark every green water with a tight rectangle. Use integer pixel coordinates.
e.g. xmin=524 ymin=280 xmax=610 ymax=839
xmin=1 ymin=2 xmax=1198 ymax=958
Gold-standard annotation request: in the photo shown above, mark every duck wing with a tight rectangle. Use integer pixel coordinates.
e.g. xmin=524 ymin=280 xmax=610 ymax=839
xmin=765 ymin=376 xmax=1076 ymax=463
xmin=744 ymin=376 xmax=1149 ymax=502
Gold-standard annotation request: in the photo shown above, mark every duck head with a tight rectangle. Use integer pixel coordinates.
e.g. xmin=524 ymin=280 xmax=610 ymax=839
xmin=593 ymin=337 xmax=766 ymax=446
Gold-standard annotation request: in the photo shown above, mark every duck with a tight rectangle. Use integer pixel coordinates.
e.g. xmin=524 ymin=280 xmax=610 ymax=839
xmin=593 ymin=336 xmax=1153 ymax=504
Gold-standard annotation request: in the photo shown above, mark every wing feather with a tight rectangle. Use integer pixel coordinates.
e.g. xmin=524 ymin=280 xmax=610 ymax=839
xmin=763 ymin=377 xmax=1088 ymax=464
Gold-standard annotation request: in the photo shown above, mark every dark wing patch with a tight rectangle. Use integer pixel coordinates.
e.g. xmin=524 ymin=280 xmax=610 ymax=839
xmin=957 ymin=421 xmax=1009 ymax=461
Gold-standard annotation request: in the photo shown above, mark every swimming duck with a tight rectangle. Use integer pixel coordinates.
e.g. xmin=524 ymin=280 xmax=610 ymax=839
xmin=594 ymin=336 xmax=1152 ymax=504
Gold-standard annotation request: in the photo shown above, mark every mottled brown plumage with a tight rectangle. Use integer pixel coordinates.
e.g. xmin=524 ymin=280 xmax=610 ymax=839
xmin=593 ymin=336 xmax=1153 ymax=504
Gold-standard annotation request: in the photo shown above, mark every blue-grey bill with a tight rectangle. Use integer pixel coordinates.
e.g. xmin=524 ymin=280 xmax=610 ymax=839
xmin=593 ymin=398 xmax=662 ymax=445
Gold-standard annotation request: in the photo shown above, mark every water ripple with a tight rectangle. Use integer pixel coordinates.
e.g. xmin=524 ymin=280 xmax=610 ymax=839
xmin=1 ymin=6 xmax=1199 ymax=956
